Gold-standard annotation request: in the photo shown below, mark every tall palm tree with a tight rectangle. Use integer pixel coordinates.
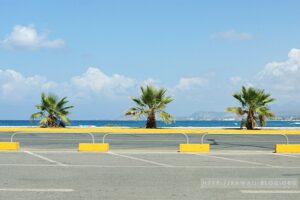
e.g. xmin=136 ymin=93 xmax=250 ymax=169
xmin=227 ymin=86 xmax=275 ymax=130
xmin=125 ymin=85 xmax=174 ymax=128
xmin=30 ymin=93 xmax=74 ymax=127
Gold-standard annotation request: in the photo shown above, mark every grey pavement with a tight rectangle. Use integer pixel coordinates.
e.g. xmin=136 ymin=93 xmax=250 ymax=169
xmin=1 ymin=132 xmax=300 ymax=151
xmin=0 ymin=151 xmax=300 ymax=200
xmin=0 ymin=132 xmax=300 ymax=199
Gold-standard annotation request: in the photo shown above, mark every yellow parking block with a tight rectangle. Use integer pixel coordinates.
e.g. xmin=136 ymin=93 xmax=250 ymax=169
xmin=179 ymin=144 xmax=210 ymax=152
xmin=0 ymin=142 xmax=20 ymax=150
xmin=78 ymin=143 xmax=109 ymax=152
xmin=275 ymin=144 xmax=300 ymax=153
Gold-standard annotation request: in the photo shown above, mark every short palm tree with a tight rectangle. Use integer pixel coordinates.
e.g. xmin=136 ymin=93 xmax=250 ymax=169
xmin=125 ymin=85 xmax=174 ymax=128
xmin=227 ymin=86 xmax=275 ymax=130
xmin=30 ymin=93 xmax=74 ymax=127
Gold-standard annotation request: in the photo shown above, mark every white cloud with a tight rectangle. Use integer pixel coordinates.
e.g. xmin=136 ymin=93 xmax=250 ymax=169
xmin=70 ymin=67 xmax=135 ymax=96
xmin=210 ymin=30 xmax=253 ymax=41
xmin=141 ymin=78 xmax=161 ymax=87
xmin=0 ymin=69 xmax=56 ymax=100
xmin=175 ymin=77 xmax=208 ymax=91
xmin=258 ymin=48 xmax=300 ymax=93
xmin=229 ymin=76 xmax=242 ymax=85
xmin=0 ymin=68 xmax=212 ymax=106
xmin=0 ymin=67 xmax=135 ymax=101
xmin=0 ymin=25 xmax=65 ymax=50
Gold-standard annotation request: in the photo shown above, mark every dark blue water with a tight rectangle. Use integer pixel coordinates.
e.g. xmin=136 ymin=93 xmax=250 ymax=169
xmin=0 ymin=120 xmax=299 ymax=127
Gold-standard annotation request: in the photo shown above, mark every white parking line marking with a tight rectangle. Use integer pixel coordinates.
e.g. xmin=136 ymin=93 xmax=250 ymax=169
xmin=109 ymin=152 xmax=174 ymax=167
xmin=0 ymin=163 xmax=300 ymax=168
xmin=68 ymin=165 xmax=300 ymax=169
xmin=59 ymin=165 xmax=300 ymax=169
xmin=2 ymin=150 xmax=296 ymax=155
xmin=0 ymin=150 xmax=276 ymax=154
xmin=24 ymin=151 xmax=67 ymax=167
xmin=241 ymin=190 xmax=300 ymax=194
xmin=0 ymin=188 xmax=74 ymax=192
xmin=190 ymin=153 xmax=278 ymax=167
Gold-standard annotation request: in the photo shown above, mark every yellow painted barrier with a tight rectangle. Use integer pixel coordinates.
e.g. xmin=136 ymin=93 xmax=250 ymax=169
xmin=78 ymin=143 xmax=109 ymax=152
xmin=179 ymin=144 xmax=210 ymax=152
xmin=1 ymin=127 xmax=300 ymax=135
xmin=275 ymin=144 xmax=300 ymax=153
xmin=0 ymin=142 xmax=20 ymax=150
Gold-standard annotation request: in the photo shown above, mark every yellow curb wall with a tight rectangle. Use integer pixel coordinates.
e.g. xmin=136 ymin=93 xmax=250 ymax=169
xmin=275 ymin=144 xmax=300 ymax=153
xmin=78 ymin=143 xmax=109 ymax=152
xmin=179 ymin=144 xmax=210 ymax=152
xmin=1 ymin=127 xmax=300 ymax=135
xmin=0 ymin=142 xmax=20 ymax=150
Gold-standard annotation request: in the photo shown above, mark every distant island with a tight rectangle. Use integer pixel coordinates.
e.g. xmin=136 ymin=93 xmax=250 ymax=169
xmin=176 ymin=111 xmax=300 ymax=121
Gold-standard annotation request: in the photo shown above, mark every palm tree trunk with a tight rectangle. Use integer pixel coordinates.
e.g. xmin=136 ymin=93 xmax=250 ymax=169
xmin=246 ymin=110 xmax=255 ymax=130
xmin=146 ymin=112 xmax=157 ymax=128
xmin=48 ymin=115 xmax=57 ymax=127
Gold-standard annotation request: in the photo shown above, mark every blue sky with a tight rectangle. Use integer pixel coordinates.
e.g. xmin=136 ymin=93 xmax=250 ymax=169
xmin=0 ymin=0 xmax=300 ymax=119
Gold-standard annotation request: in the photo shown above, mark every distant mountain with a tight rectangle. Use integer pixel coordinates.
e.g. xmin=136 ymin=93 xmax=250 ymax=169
xmin=272 ymin=103 xmax=300 ymax=120
xmin=273 ymin=112 xmax=300 ymax=120
xmin=176 ymin=110 xmax=300 ymax=121
xmin=177 ymin=111 xmax=239 ymax=120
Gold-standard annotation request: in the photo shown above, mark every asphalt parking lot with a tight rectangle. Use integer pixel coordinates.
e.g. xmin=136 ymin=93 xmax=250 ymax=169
xmin=0 ymin=151 xmax=300 ymax=200
xmin=0 ymin=132 xmax=300 ymax=200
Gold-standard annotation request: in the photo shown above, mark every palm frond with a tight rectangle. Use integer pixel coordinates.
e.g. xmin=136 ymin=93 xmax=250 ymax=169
xmin=229 ymin=85 xmax=276 ymax=129
xmin=126 ymin=85 xmax=174 ymax=127
xmin=39 ymin=117 xmax=48 ymax=127
xmin=158 ymin=111 xmax=174 ymax=123
xmin=226 ymin=107 xmax=245 ymax=116
xmin=31 ymin=93 xmax=74 ymax=127
xmin=131 ymin=97 xmax=146 ymax=107
xmin=30 ymin=112 xmax=44 ymax=120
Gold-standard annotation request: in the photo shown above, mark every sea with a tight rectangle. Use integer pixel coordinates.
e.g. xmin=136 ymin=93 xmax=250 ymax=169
xmin=0 ymin=120 xmax=300 ymax=128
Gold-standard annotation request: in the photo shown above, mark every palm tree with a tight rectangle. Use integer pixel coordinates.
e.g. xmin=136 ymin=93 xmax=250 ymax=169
xmin=227 ymin=86 xmax=275 ymax=130
xmin=30 ymin=93 xmax=74 ymax=127
xmin=125 ymin=85 xmax=174 ymax=128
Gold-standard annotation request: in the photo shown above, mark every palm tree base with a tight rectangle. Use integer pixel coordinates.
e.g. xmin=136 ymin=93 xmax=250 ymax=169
xmin=146 ymin=115 xmax=157 ymax=128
